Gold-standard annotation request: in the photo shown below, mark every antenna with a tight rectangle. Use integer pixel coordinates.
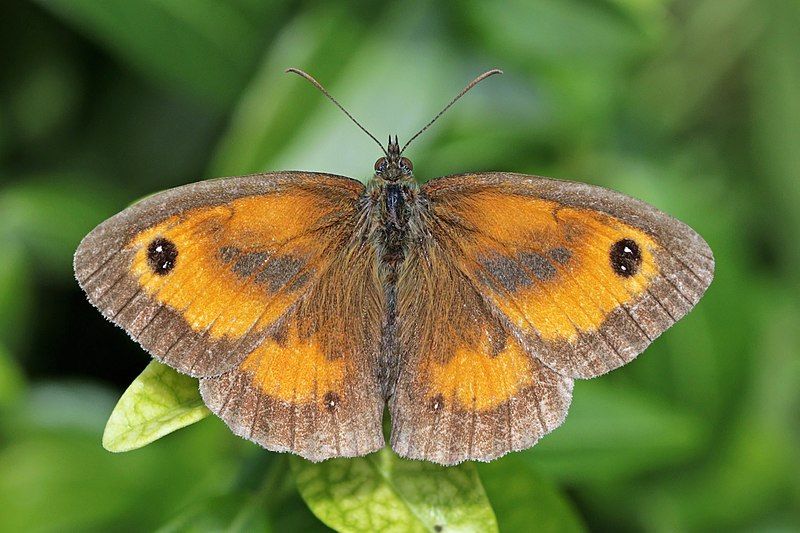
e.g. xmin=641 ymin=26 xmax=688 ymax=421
xmin=400 ymin=68 xmax=503 ymax=154
xmin=285 ymin=68 xmax=388 ymax=156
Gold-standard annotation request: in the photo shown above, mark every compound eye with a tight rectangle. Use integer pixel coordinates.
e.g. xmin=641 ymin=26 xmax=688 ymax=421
xmin=399 ymin=157 xmax=413 ymax=173
xmin=374 ymin=157 xmax=388 ymax=173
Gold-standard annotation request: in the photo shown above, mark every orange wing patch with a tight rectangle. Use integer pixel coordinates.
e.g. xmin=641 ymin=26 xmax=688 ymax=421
xmin=427 ymin=330 xmax=533 ymax=411
xmin=438 ymin=190 xmax=661 ymax=341
xmin=239 ymin=320 xmax=346 ymax=405
xmin=126 ymin=191 xmax=348 ymax=339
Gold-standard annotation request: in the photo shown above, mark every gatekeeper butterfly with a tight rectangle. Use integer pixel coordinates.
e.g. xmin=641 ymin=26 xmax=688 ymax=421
xmin=74 ymin=69 xmax=714 ymax=465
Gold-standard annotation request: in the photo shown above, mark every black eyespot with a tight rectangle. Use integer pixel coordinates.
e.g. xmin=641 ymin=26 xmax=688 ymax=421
xmin=610 ymin=239 xmax=641 ymax=277
xmin=399 ymin=157 xmax=413 ymax=173
xmin=374 ymin=157 xmax=388 ymax=174
xmin=147 ymin=238 xmax=178 ymax=275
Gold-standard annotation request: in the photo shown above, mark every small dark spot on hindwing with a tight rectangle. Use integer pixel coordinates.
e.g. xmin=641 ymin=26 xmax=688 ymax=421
xmin=323 ymin=391 xmax=340 ymax=412
xmin=430 ymin=394 xmax=445 ymax=412
xmin=270 ymin=318 xmax=289 ymax=346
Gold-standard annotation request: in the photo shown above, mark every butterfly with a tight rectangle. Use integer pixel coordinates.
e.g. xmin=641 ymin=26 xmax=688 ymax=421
xmin=74 ymin=69 xmax=714 ymax=465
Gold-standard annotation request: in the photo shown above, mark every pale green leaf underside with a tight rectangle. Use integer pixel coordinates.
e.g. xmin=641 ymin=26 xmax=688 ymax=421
xmin=291 ymin=447 xmax=498 ymax=533
xmin=103 ymin=361 xmax=209 ymax=452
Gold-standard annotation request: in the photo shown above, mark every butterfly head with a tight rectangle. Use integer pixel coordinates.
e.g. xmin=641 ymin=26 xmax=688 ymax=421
xmin=374 ymin=135 xmax=413 ymax=182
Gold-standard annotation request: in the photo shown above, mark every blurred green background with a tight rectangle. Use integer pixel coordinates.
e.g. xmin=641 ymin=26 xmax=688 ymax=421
xmin=1 ymin=0 xmax=799 ymax=531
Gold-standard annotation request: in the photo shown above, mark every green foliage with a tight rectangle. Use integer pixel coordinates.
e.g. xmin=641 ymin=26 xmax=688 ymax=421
xmin=529 ymin=381 xmax=707 ymax=484
xmin=0 ymin=343 xmax=24 ymax=409
xmin=292 ymin=449 xmax=498 ymax=532
xmin=103 ymin=361 xmax=210 ymax=452
xmin=479 ymin=454 xmax=585 ymax=532
xmin=2 ymin=0 xmax=799 ymax=530
xmin=1 ymin=175 xmax=124 ymax=277
xmin=32 ymin=0 xmax=284 ymax=108
xmin=156 ymin=492 xmax=273 ymax=533
xmin=0 ymin=243 xmax=32 ymax=353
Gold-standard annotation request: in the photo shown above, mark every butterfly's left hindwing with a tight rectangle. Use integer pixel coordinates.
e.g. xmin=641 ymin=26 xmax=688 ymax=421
xmin=389 ymin=172 xmax=713 ymax=464
xmin=74 ymin=172 xmax=385 ymax=460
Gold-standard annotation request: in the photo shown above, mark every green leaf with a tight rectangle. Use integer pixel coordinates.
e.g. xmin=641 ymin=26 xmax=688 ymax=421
xmin=291 ymin=448 xmax=498 ymax=532
xmin=103 ymin=361 xmax=210 ymax=452
xmin=527 ymin=380 xmax=708 ymax=484
xmin=479 ymin=454 xmax=585 ymax=532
